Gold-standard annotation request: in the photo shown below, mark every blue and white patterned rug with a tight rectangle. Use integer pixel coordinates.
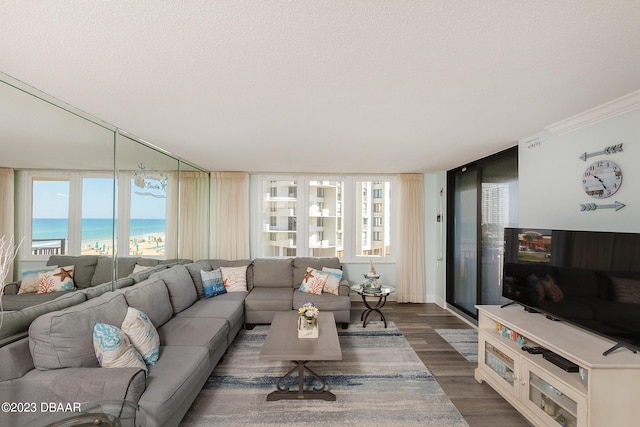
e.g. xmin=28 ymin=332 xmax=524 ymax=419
xmin=181 ymin=321 xmax=468 ymax=426
xmin=434 ymin=328 xmax=478 ymax=362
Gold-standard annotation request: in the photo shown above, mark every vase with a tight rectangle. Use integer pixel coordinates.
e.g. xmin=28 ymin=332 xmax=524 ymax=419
xmin=303 ymin=318 xmax=315 ymax=330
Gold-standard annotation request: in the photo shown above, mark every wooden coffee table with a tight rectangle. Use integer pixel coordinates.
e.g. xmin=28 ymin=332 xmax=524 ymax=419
xmin=259 ymin=311 xmax=342 ymax=401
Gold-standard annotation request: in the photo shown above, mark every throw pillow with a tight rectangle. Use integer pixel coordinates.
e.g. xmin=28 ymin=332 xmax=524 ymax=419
xmin=322 ymin=267 xmax=343 ymax=295
xmin=526 ymin=273 xmax=546 ymax=303
xmin=93 ymin=322 xmax=147 ymax=373
xmin=132 ymin=264 xmax=151 ymax=274
xmin=201 ymin=269 xmax=227 ymax=298
xmin=121 ymin=307 xmax=160 ymax=365
xmin=540 ymin=275 xmax=563 ymax=302
xmin=299 ymin=267 xmax=329 ymax=295
xmin=220 ymin=265 xmax=248 ymax=292
xmin=611 ymin=277 xmax=640 ymax=304
xmin=37 ymin=265 xmax=76 ymax=294
xmin=18 ymin=265 xmax=58 ymax=294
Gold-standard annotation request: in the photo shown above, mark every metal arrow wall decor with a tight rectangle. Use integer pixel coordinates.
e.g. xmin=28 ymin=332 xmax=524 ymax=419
xmin=580 ymin=201 xmax=626 ymax=211
xmin=579 ymin=143 xmax=623 ymax=161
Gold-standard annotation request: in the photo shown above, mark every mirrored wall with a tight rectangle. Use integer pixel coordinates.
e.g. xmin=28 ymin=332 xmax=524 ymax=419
xmin=0 ymin=72 xmax=210 ymax=289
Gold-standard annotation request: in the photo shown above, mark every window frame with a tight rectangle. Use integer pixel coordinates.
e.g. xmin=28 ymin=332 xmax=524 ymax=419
xmin=253 ymin=174 xmax=396 ymax=262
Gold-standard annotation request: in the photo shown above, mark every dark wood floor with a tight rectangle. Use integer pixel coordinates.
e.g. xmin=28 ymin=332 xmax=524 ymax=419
xmin=350 ymin=301 xmax=531 ymax=427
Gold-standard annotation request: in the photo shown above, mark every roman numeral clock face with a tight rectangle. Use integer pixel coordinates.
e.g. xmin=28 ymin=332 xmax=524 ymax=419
xmin=582 ymin=160 xmax=622 ymax=199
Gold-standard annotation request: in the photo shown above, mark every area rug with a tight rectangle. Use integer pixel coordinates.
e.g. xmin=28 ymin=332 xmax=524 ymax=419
xmin=434 ymin=328 xmax=478 ymax=362
xmin=180 ymin=320 xmax=468 ymax=426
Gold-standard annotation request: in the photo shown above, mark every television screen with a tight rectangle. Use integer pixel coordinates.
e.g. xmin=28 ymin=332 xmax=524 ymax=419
xmin=502 ymin=227 xmax=640 ymax=355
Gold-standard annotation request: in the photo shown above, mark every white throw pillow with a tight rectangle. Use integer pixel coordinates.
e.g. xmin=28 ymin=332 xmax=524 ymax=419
xmin=121 ymin=307 xmax=160 ymax=365
xmin=18 ymin=265 xmax=58 ymax=294
xmin=220 ymin=266 xmax=249 ymax=292
xmin=299 ymin=267 xmax=329 ymax=295
xmin=37 ymin=265 xmax=76 ymax=294
xmin=93 ymin=322 xmax=147 ymax=373
xmin=132 ymin=264 xmax=151 ymax=274
xmin=322 ymin=267 xmax=343 ymax=295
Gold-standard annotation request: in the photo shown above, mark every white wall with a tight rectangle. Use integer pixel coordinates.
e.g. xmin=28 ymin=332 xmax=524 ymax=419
xmin=519 ymin=107 xmax=640 ymax=232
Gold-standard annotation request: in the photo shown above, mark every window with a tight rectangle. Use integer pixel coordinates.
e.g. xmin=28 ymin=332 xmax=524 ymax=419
xmin=24 ymin=172 xmax=118 ymax=259
xmin=255 ymin=175 xmax=394 ymax=261
xmin=129 ymin=173 xmax=166 ymax=257
xmin=260 ymin=179 xmax=298 ymax=256
xmin=31 ymin=178 xmax=70 ymax=256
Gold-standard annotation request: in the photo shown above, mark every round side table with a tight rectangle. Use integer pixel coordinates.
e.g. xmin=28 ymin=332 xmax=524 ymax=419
xmin=350 ymin=285 xmax=395 ymax=328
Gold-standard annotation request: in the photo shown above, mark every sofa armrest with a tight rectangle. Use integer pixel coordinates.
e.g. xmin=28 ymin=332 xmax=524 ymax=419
xmin=2 ymin=280 xmax=20 ymax=295
xmin=338 ymin=280 xmax=350 ymax=296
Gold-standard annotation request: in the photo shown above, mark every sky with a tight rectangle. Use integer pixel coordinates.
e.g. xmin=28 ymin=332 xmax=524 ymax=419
xmin=33 ymin=178 xmax=166 ymax=219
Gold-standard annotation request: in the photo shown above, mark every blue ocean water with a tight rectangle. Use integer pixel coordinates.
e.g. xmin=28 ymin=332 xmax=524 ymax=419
xmin=32 ymin=218 xmax=166 ymax=245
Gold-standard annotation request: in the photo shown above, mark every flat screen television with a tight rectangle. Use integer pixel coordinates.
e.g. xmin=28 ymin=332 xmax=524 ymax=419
xmin=501 ymin=227 xmax=640 ymax=356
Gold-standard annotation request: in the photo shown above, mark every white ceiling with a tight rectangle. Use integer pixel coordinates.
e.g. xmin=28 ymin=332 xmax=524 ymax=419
xmin=1 ymin=0 xmax=640 ymax=173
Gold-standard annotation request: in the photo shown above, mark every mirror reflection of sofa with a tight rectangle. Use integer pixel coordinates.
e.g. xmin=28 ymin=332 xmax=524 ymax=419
xmin=0 ymin=257 xmax=351 ymax=426
xmin=504 ymin=262 xmax=640 ymax=340
xmin=0 ymin=255 xmax=192 ymax=346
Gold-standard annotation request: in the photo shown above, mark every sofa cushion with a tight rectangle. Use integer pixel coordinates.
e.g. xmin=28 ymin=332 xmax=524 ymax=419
xmin=47 ymin=255 xmax=99 ymax=289
xmin=151 ymin=266 xmax=198 ymax=314
xmin=93 ymin=322 xmax=147 ymax=372
xmin=252 ymin=258 xmax=293 ymax=288
xmin=292 ymin=289 xmax=352 ymax=312
xmin=1 ymin=290 xmax=75 ymax=312
xmin=0 ymin=292 xmax=87 ymax=342
xmin=244 ymin=287 xmax=294 ymax=312
xmin=293 ymin=257 xmax=341 ymax=287
xmin=116 ymin=257 xmax=142 ymax=279
xmin=121 ymin=307 xmax=160 ymax=365
xmin=29 ymin=292 xmax=129 ymax=370
xmin=185 ymin=260 xmax=213 ymax=298
xmin=157 ymin=317 xmax=228 ymax=356
xmin=120 ymin=277 xmax=173 ymax=328
xmin=138 ymin=346 xmax=210 ymax=427
xmin=175 ymin=299 xmax=244 ymax=345
xmin=91 ymin=256 xmax=113 ymax=286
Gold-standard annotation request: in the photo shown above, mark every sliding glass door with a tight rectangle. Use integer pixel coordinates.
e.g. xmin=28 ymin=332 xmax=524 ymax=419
xmin=447 ymin=147 xmax=518 ymax=319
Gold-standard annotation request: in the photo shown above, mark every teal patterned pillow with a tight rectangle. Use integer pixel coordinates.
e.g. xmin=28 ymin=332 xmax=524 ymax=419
xmin=121 ymin=307 xmax=160 ymax=365
xmin=93 ymin=322 xmax=147 ymax=372
xmin=201 ymin=269 xmax=227 ymax=298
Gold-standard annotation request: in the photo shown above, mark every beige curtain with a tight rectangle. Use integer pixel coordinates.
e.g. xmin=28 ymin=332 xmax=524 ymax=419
xmin=396 ymin=173 xmax=426 ymax=303
xmin=0 ymin=168 xmax=16 ymax=282
xmin=165 ymin=171 xmax=210 ymax=260
xmin=210 ymin=172 xmax=250 ymax=259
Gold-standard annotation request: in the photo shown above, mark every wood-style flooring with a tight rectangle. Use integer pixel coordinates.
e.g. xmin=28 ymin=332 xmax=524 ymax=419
xmin=350 ymin=301 xmax=531 ymax=427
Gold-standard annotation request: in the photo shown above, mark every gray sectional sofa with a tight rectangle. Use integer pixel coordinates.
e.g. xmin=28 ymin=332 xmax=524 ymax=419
xmin=0 ymin=257 xmax=350 ymax=427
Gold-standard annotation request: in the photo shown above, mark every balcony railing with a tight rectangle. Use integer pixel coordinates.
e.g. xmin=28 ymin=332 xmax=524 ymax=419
xmin=32 ymin=238 xmax=66 ymax=255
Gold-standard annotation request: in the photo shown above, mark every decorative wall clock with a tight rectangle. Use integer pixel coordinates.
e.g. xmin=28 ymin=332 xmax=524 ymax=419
xmin=582 ymin=160 xmax=622 ymax=199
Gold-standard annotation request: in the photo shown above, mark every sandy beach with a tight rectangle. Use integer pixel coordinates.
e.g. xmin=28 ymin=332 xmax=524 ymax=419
xmin=81 ymin=234 xmax=166 ymax=257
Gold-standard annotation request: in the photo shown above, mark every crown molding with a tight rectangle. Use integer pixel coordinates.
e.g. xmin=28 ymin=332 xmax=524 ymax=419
xmin=545 ymin=90 xmax=640 ymax=135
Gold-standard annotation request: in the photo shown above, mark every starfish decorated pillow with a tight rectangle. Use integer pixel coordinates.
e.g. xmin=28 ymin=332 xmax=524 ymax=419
xmin=299 ymin=267 xmax=330 ymax=295
xmin=37 ymin=265 xmax=76 ymax=293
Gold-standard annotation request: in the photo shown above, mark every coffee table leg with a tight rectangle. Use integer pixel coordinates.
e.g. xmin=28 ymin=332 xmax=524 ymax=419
xmin=361 ymin=295 xmax=388 ymax=328
xmin=266 ymin=361 xmax=336 ymax=401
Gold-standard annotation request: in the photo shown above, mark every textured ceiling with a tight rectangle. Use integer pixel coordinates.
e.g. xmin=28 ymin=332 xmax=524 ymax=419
xmin=1 ymin=1 xmax=640 ymax=173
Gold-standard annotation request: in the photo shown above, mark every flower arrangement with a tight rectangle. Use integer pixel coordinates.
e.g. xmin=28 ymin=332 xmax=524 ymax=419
xmin=298 ymin=301 xmax=319 ymax=321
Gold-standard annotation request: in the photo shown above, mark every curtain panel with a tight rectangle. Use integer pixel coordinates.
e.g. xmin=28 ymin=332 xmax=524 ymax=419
xmin=210 ymin=172 xmax=250 ymax=260
xmin=0 ymin=168 xmax=16 ymax=282
xmin=396 ymin=173 xmax=426 ymax=303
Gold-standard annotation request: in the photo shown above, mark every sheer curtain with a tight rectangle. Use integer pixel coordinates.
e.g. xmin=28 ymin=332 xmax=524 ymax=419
xmin=210 ymin=172 xmax=250 ymax=259
xmin=165 ymin=171 xmax=210 ymax=260
xmin=396 ymin=173 xmax=426 ymax=303
xmin=0 ymin=168 xmax=16 ymax=282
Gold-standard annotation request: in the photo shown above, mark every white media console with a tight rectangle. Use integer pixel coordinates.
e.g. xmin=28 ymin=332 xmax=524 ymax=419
xmin=475 ymin=305 xmax=640 ymax=427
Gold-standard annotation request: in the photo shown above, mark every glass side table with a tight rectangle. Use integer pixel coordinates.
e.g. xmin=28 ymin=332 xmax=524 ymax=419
xmin=350 ymin=284 xmax=396 ymax=328
xmin=32 ymin=400 xmax=146 ymax=427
